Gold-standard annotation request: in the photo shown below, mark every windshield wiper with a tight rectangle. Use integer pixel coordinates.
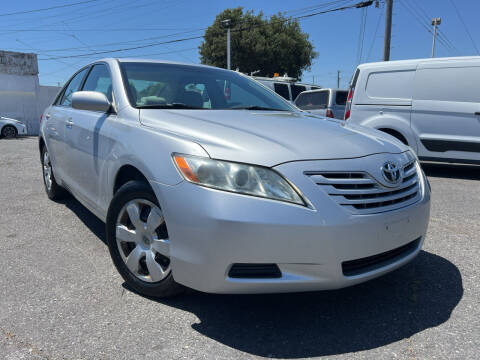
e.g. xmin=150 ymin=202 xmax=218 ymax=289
xmin=229 ymin=105 xmax=288 ymax=111
xmin=137 ymin=103 xmax=205 ymax=109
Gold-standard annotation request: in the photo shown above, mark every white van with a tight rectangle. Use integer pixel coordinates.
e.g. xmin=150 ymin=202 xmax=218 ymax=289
xmin=345 ymin=56 xmax=480 ymax=165
xmin=253 ymin=76 xmax=321 ymax=102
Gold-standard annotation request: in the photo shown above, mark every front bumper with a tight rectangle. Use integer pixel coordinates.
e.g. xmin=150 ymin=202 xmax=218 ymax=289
xmin=150 ymin=156 xmax=431 ymax=294
xmin=17 ymin=123 xmax=27 ymax=135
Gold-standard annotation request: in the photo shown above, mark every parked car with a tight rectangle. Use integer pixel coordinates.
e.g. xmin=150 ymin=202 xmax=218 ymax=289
xmin=39 ymin=59 xmax=430 ymax=297
xmin=345 ymin=56 xmax=480 ymax=165
xmin=0 ymin=116 xmax=27 ymax=138
xmin=294 ymin=88 xmax=348 ymax=119
xmin=253 ymin=76 xmax=321 ymax=102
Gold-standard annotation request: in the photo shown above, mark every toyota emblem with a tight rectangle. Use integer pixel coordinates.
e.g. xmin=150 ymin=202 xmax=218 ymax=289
xmin=381 ymin=161 xmax=401 ymax=185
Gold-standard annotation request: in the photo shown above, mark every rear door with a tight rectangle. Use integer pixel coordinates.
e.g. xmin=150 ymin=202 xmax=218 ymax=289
xmin=411 ymin=61 xmax=480 ymax=163
xmin=64 ymin=63 xmax=115 ymax=207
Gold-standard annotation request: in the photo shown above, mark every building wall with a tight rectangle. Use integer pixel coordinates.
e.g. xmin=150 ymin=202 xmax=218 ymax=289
xmin=0 ymin=50 xmax=60 ymax=135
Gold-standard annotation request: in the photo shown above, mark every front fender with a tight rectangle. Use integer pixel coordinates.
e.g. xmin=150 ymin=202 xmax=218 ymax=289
xmin=104 ymin=122 xmax=209 ymax=206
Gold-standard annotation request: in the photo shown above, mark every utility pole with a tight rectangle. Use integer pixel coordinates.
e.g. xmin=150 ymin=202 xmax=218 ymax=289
xmin=431 ymin=17 xmax=441 ymax=58
xmin=337 ymin=70 xmax=341 ymax=88
xmin=383 ymin=0 xmax=393 ymax=61
xmin=221 ymin=19 xmax=232 ymax=70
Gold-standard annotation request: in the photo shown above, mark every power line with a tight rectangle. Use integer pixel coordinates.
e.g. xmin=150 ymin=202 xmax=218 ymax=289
xmin=367 ymin=4 xmax=383 ymax=61
xmin=409 ymin=0 xmax=458 ymax=55
xmin=0 ymin=0 xmax=101 ymax=17
xmin=38 ymin=1 xmax=374 ymax=61
xmin=38 ymin=35 xmax=204 ymax=60
xmin=399 ymin=0 xmax=456 ymax=56
xmin=448 ymin=0 xmax=479 ymax=55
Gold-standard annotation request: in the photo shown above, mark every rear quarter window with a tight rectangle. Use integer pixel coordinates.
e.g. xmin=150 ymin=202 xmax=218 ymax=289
xmin=295 ymin=91 xmax=329 ymax=110
xmin=365 ymin=70 xmax=415 ymax=100
xmin=290 ymin=85 xmax=306 ymax=101
xmin=273 ymin=83 xmax=290 ymax=100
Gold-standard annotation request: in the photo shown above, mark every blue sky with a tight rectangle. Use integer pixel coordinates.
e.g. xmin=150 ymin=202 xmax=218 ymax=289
xmin=1 ymin=0 xmax=479 ymax=88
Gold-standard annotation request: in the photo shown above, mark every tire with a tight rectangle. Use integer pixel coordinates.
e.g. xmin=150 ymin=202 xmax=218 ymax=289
xmin=41 ymin=146 xmax=68 ymax=200
xmin=1 ymin=125 xmax=17 ymax=139
xmin=106 ymin=180 xmax=185 ymax=298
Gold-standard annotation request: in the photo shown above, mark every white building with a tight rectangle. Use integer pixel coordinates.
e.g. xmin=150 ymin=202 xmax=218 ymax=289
xmin=0 ymin=50 xmax=61 ymax=135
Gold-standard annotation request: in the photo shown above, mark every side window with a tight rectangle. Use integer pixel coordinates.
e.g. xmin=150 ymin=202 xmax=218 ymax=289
xmin=227 ymin=82 xmax=271 ymax=107
xmin=414 ymin=66 xmax=480 ymax=103
xmin=291 ymin=85 xmax=306 ymax=101
xmin=335 ymin=91 xmax=348 ymax=105
xmin=60 ymin=67 xmax=89 ymax=107
xmin=82 ymin=64 xmax=113 ymax=102
xmin=273 ymin=83 xmax=290 ymax=100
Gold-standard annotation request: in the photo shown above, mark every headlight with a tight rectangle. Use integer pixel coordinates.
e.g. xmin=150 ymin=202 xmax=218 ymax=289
xmin=173 ymin=154 xmax=306 ymax=206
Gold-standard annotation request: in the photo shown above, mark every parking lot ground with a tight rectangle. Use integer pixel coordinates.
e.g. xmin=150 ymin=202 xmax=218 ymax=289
xmin=0 ymin=137 xmax=479 ymax=360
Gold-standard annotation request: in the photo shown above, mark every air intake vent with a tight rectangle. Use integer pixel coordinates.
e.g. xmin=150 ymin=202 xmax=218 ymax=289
xmin=342 ymin=237 xmax=421 ymax=276
xmin=228 ymin=263 xmax=281 ymax=279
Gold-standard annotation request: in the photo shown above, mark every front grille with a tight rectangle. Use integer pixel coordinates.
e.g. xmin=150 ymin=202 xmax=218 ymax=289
xmin=306 ymin=160 xmax=421 ymax=214
xmin=228 ymin=263 xmax=282 ymax=279
xmin=342 ymin=237 xmax=421 ymax=276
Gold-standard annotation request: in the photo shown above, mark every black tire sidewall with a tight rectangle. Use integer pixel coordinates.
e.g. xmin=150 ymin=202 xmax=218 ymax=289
xmin=2 ymin=125 xmax=17 ymax=138
xmin=106 ymin=180 xmax=183 ymax=297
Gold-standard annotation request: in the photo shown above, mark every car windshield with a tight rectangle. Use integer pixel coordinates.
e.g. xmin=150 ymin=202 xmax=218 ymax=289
xmin=120 ymin=62 xmax=295 ymax=111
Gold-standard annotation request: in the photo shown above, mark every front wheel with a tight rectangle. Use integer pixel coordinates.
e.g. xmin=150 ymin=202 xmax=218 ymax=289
xmin=106 ymin=181 xmax=185 ymax=298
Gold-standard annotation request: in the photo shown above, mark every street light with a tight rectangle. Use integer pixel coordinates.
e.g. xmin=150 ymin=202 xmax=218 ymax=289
xmin=431 ymin=17 xmax=441 ymax=58
xmin=221 ymin=19 xmax=231 ymax=70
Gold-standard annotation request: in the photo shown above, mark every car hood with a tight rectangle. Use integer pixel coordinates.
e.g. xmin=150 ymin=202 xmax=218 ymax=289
xmin=140 ymin=110 xmax=408 ymax=167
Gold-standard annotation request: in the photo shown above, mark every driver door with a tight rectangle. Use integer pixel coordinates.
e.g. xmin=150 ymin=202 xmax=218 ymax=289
xmin=64 ymin=63 xmax=115 ymax=209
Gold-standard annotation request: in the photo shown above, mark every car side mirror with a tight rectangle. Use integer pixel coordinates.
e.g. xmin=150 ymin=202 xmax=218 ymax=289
xmin=72 ymin=91 xmax=112 ymax=112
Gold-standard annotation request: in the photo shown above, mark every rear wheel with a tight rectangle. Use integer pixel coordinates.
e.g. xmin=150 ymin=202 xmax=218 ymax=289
xmin=41 ymin=146 xmax=67 ymax=200
xmin=106 ymin=181 xmax=185 ymax=298
xmin=1 ymin=125 xmax=17 ymax=139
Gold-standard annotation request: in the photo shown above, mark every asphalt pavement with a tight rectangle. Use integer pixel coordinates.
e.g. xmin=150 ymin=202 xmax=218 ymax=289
xmin=0 ymin=137 xmax=478 ymax=359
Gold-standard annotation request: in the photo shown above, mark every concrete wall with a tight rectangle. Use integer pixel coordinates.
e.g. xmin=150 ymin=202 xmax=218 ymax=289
xmin=0 ymin=50 xmax=60 ymax=135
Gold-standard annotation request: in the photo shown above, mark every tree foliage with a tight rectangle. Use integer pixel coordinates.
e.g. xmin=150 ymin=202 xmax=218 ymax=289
xmin=199 ymin=7 xmax=318 ymax=79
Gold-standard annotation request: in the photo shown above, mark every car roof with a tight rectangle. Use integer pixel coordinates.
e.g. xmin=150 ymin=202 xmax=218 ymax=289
xmin=357 ymin=55 xmax=480 ymax=70
xmin=96 ymin=57 xmax=230 ymax=72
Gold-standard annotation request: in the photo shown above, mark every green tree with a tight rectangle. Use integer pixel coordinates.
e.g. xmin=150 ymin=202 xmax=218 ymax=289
xmin=199 ymin=7 xmax=318 ymax=79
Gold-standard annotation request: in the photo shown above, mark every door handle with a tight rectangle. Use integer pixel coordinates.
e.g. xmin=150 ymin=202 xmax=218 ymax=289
xmin=474 ymin=112 xmax=480 ymax=116
xmin=66 ymin=118 xmax=74 ymax=128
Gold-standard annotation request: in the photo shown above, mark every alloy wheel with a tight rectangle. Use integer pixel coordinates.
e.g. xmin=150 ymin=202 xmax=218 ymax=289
xmin=43 ymin=151 xmax=53 ymax=191
xmin=116 ymin=199 xmax=171 ymax=283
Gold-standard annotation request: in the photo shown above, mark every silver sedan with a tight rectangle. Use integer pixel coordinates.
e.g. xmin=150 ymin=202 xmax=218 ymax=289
xmin=39 ymin=59 xmax=430 ymax=297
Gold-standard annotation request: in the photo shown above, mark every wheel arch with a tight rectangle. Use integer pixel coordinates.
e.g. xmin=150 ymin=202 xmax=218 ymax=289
xmin=113 ymin=164 xmax=153 ymax=195
xmin=378 ymin=128 xmax=409 ymax=145
xmin=39 ymin=137 xmax=46 ymax=161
